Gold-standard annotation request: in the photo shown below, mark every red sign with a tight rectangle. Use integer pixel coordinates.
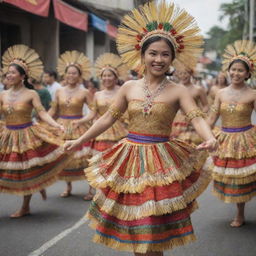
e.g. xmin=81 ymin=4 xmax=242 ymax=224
xmin=3 ymin=0 xmax=50 ymax=17
xmin=53 ymin=0 xmax=88 ymax=32
xmin=107 ymin=24 xmax=117 ymax=38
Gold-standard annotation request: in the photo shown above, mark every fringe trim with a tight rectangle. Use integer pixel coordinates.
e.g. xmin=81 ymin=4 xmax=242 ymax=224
xmin=213 ymin=173 xmax=256 ymax=185
xmin=91 ymin=232 xmax=196 ymax=253
xmin=0 ymin=156 xmax=70 ymax=196
xmin=73 ymin=147 xmax=92 ymax=159
xmin=0 ymin=147 xmax=65 ymax=170
xmin=92 ymin=164 xmax=210 ymax=221
xmin=85 ymin=149 xmax=209 ymax=194
xmin=212 ymin=189 xmax=256 ymax=203
xmin=212 ymin=164 xmax=256 ymax=178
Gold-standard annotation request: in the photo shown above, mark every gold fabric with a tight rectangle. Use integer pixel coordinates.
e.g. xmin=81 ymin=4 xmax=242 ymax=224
xmin=58 ymin=96 xmax=84 ymax=116
xmin=220 ymin=102 xmax=253 ymax=127
xmin=128 ymin=100 xmax=176 ymax=136
xmin=2 ymin=103 xmax=32 ymax=125
xmin=94 ymin=98 xmax=127 ymax=141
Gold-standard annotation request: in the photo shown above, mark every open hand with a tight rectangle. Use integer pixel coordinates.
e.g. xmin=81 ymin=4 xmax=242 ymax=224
xmin=64 ymin=139 xmax=81 ymax=152
xmin=196 ymin=138 xmax=218 ymax=152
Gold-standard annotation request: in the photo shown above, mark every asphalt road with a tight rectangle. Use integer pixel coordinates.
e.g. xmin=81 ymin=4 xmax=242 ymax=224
xmin=1 ymin=179 xmax=256 ymax=256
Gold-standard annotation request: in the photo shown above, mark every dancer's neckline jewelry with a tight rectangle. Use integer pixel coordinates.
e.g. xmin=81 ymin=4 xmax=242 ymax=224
xmin=65 ymin=85 xmax=78 ymax=107
xmin=7 ymin=87 xmax=25 ymax=114
xmin=141 ymin=77 xmax=168 ymax=116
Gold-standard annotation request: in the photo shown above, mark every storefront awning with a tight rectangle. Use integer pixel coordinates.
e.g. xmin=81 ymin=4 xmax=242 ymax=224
xmin=2 ymin=0 xmax=50 ymax=17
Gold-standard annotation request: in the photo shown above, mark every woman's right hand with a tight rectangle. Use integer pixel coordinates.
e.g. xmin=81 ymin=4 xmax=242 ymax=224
xmin=64 ymin=139 xmax=82 ymax=152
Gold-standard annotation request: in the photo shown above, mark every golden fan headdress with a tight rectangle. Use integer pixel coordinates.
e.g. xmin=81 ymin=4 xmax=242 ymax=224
xmin=2 ymin=44 xmax=43 ymax=80
xmin=222 ymin=40 xmax=256 ymax=77
xmin=117 ymin=0 xmax=203 ymax=74
xmin=173 ymin=59 xmax=195 ymax=74
xmin=94 ymin=53 xmax=127 ymax=79
xmin=57 ymin=50 xmax=91 ymax=80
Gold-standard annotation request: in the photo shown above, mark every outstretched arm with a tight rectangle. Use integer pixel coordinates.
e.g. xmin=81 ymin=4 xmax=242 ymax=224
xmin=65 ymin=84 xmax=128 ymax=151
xmin=32 ymin=91 xmax=62 ymax=129
xmin=179 ymin=87 xmax=217 ymax=150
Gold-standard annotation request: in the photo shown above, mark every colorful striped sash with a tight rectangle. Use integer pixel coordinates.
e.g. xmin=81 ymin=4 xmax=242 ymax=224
xmin=127 ymin=132 xmax=169 ymax=143
xmin=59 ymin=115 xmax=83 ymax=120
xmin=6 ymin=122 xmax=33 ymax=130
xmin=222 ymin=124 xmax=253 ymax=133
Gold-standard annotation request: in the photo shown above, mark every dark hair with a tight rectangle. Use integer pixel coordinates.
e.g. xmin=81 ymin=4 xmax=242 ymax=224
xmin=141 ymin=36 xmax=175 ymax=60
xmin=65 ymin=65 xmax=82 ymax=76
xmin=44 ymin=70 xmax=58 ymax=80
xmin=89 ymin=78 xmax=99 ymax=90
xmin=228 ymin=59 xmax=251 ymax=80
xmin=10 ymin=63 xmax=34 ymax=89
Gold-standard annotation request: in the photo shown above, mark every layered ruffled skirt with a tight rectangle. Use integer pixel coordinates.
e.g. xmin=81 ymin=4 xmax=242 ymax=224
xmin=212 ymin=125 xmax=256 ymax=203
xmin=0 ymin=122 xmax=69 ymax=195
xmin=85 ymin=132 xmax=211 ymax=253
xmin=56 ymin=116 xmax=93 ymax=181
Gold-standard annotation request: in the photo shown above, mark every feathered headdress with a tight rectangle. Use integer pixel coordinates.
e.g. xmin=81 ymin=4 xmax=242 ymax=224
xmin=57 ymin=50 xmax=91 ymax=80
xmin=94 ymin=53 xmax=127 ymax=80
xmin=222 ymin=40 xmax=256 ymax=77
xmin=116 ymin=0 xmax=203 ymax=74
xmin=2 ymin=44 xmax=43 ymax=80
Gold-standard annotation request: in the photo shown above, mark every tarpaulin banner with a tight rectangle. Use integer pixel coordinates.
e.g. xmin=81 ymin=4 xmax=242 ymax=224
xmin=90 ymin=13 xmax=106 ymax=33
xmin=3 ymin=0 xmax=50 ymax=17
xmin=53 ymin=0 xmax=88 ymax=31
xmin=107 ymin=23 xmax=117 ymax=38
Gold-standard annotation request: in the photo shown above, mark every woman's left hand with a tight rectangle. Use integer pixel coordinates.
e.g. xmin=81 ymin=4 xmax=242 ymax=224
xmin=56 ymin=124 xmax=64 ymax=132
xmin=196 ymin=138 xmax=218 ymax=152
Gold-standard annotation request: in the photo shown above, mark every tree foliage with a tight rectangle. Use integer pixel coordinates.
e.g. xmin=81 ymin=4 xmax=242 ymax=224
xmin=205 ymin=0 xmax=246 ymax=70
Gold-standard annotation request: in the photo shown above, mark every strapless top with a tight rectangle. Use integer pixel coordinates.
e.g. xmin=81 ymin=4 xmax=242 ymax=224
xmin=58 ymin=96 xmax=84 ymax=116
xmin=220 ymin=102 xmax=253 ymax=127
xmin=127 ymin=100 xmax=177 ymax=136
xmin=2 ymin=103 xmax=32 ymax=125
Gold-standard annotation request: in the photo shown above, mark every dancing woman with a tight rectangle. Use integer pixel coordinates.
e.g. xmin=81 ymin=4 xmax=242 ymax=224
xmin=0 ymin=45 xmax=68 ymax=217
xmin=73 ymin=53 xmax=128 ymax=154
xmin=48 ymin=51 xmax=93 ymax=199
xmin=171 ymin=62 xmax=208 ymax=144
xmin=65 ymin=2 xmax=217 ymax=255
xmin=208 ymin=40 xmax=256 ymax=227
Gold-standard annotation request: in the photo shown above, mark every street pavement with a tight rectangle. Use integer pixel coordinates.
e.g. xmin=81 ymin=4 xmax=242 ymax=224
xmin=0 ymin=180 xmax=256 ymax=256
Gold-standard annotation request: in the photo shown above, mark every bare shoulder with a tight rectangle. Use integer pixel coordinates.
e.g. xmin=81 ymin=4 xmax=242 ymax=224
xmin=28 ymin=89 xmax=39 ymax=97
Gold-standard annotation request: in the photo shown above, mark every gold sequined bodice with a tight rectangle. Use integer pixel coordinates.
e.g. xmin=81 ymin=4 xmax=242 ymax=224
xmin=95 ymin=98 xmax=112 ymax=116
xmin=58 ymin=96 xmax=84 ymax=116
xmin=128 ymin=100 xmax=177 ymax=136
xmin=2 ymin=103 xmax=32 ymax=125
xmin=220 ymin=102 xmax=253 ymax=127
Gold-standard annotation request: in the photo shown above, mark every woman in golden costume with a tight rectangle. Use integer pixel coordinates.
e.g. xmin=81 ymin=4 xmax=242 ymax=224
xmin=48 ymin=50 xmax=93 ymax=200
xmin=65 ymin=1 xmax=217 ymax=255
xmin=208 ymin=40 xmax=256 ymax=228
xmin=73 ymin=53 xmax=128 ymax=155
xmin=171 ymin=62 xmax=209 ymax=144
xmin=0 ymin=45 xmax=68 ymax=218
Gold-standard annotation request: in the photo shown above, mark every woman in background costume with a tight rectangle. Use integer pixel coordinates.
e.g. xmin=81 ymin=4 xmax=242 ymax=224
xmin=74 ymin=53 xmax=128 ymax=155
xmin=0 ymin=45 xmax=68 ymax=218
xmin=48 ymin=50 xmax=93 ymax=200
xmin=208 ymin=40 xmax=256 ymax=227
xmin=171 ymin=61 xmax=209 ymax=145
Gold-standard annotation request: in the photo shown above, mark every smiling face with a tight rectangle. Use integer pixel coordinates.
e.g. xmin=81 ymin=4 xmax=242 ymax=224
xmin=228 ymin=61 xmax=250 ymax=85
xmin=178 ymin=69 xmax=191 ymax=84
xmin=142 ymin=39 xmax=173 ymax=77
xmin=101 ymin=69 xmax=117 ymax=89
xmin=6 ymin=65 xmax=25 ymax=86
xmin=65 ymin=66 xmax=80 ymax=85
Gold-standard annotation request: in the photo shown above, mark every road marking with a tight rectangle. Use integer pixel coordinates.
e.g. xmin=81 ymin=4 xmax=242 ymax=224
xmin=28 ymin=217 xmax=87 ymax=256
